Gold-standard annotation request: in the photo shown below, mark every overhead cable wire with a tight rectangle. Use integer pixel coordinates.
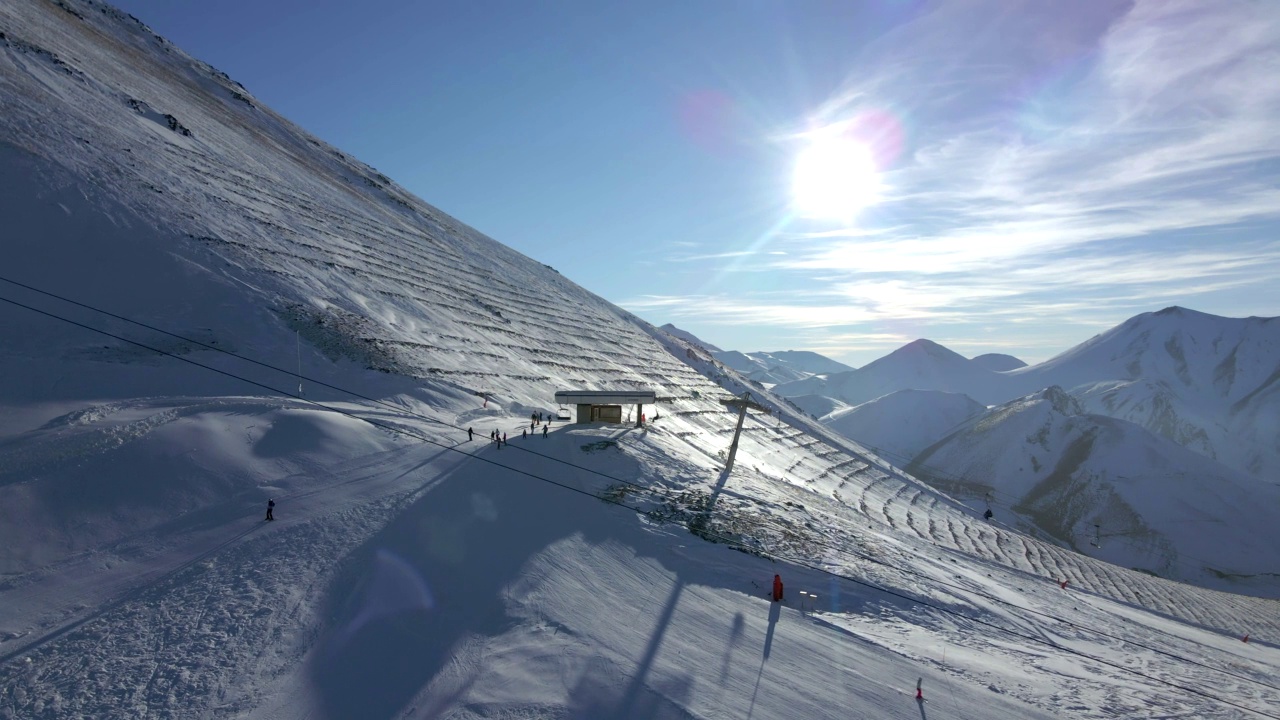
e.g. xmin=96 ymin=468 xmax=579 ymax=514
xmin=0 ymin=274 xmax=656 ymax=493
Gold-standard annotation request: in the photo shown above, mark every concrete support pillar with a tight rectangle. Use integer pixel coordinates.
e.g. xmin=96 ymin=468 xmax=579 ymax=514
xmin=724 ymin=402 xmax=749 ymax=472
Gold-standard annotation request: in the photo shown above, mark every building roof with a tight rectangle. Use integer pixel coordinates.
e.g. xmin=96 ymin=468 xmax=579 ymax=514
xmin=555 ymin=390 xmax=656 ymax=405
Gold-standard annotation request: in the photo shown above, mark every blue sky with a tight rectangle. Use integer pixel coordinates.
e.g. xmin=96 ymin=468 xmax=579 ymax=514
xmin=113 ymin=0 xmax=1280 ymax=366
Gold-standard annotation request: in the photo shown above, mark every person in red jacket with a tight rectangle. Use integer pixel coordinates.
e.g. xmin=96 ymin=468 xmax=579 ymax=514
xmin=772 ymin=574 xmax=784 ymax=602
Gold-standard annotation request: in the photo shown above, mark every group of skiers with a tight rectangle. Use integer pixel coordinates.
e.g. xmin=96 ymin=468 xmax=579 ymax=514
xmin=465 ymin=418 xmax=551 ymax=447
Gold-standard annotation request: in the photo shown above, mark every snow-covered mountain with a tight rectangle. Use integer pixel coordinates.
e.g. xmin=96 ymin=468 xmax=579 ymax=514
xmin=823 ymin=389 xmax=987 ymax=463
xmin=712 ymin=350 xmax=808 ymax=384
xmin=1013 ymin=307 xmax=1280 ymax=480
xmin=781 ymin=312 xmax=1280 ymax=482
xmin=1009 ymin=307 xmax=1278 ymax=399
xmin=972 ymin=352 xmax=1028 ymax=372
xmin=712 ymin=349 xmax=853 ymax=385
xmin=2 ymin=2 xmax=1280 ymax=718
xmin=908 ymin=387 xmax=1280 ymax=595
xmin=659 ymin=323 xmax=721 ymax=352
xmin=774 ymin=338 xmax=1010 ymax=405
xmin=754 ymin=349 xmax=855 ymax=375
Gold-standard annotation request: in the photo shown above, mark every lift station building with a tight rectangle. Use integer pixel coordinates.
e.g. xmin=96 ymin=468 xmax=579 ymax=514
xmin=554 ymin=390 xmax=656 ymax=424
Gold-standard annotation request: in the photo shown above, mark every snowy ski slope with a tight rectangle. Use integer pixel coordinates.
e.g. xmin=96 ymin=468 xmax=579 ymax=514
xmin=1 ymin=1 xmax=1279 ymax=717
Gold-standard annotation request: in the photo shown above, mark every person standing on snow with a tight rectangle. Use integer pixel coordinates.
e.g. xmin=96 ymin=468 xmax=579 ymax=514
xmin=468 ymin=427 xmax=474 ymax=442
xmin=772 ymin=574 xmax=784 ymax=602
xmin=542 ymin=424 xmax=548 ymax=438
xmin=266 ymin=499 xmax=275 ymax=522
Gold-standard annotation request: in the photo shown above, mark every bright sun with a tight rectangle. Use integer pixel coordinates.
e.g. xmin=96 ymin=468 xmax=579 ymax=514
xmin=791 ymin=134 xmax=882 ymax=220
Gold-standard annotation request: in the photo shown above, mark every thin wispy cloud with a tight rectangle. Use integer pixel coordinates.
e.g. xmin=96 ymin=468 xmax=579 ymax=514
xmin=667 ymin=249 xmax=775 ymax=263
xmin=627 ymin=294 xmax=881 ymax=328
xmin=629 ymin=0 xmax=1280 ymax=364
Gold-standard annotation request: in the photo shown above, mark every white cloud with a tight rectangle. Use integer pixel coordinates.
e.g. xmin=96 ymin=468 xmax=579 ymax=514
xmin=636 ymin=1 xmax=1280 ymax=364
xmin=771 ymin=2 xmax=1276 ymax=306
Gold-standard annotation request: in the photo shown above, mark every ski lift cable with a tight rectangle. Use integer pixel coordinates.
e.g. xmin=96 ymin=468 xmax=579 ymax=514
xmin=3 ymin=291 xmax=1278 ymax=712
xmin=0 ymin=274 xmax=656 ymax=493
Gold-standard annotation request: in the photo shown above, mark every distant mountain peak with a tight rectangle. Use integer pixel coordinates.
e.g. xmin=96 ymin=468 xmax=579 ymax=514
xmin=886 ymin=338 xmax=970 ymax=365
xmin=971 ymin=353 xmax=1027 ymax=372
xmin=897 ymin=338 xmax=957 ymax=356
xmin=1139 ymin=305 xmax=1223 ymax=324
xmin=903 ymin=338 xmax=945 ymax=350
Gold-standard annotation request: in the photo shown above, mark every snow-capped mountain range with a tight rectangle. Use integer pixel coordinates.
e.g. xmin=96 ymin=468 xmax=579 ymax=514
xmin=711 ymin=349 xmax=855 ymax=385
xmin=768 ymin=309 xmax=1280 ymax=592
xmin=771 ymin=308 xmax=1279 ymax=483
xmin=775 ymin=338 xmax=1015 ymax=405
xmin=1015 ymin=307 xmax=1280 ymax=481
xmin=659 ymin=324 xmax=855 ymax=385
xmin=1 ymin=1 xmax=1278 ymax=717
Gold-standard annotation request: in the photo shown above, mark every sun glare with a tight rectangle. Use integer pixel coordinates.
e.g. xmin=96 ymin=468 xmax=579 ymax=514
xmin=792 ymin=134 xmax=882 ymax=221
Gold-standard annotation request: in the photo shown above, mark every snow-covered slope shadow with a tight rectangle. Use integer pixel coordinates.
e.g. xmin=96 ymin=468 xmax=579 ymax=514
xmin=300 ymin=429 xmax=1062 ymax=720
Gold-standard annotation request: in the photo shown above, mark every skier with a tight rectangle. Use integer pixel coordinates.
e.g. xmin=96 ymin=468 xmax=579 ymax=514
xmin=468 ymin=427 xmax=474 ymax=442
xmin=542 ymin=424 xmax=548 ymax=438
xmin=772 ymin=574 xmax=784 ymax=602
xmin=522 ymin=428 xmax=527 ymax=439
xmin=265 ymin=499 xmax=275 ymax=522
xmin=983 ymin=508 xmax=993 ymax=521
xmin=503 ymin=432 xmax=507 ymax=445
